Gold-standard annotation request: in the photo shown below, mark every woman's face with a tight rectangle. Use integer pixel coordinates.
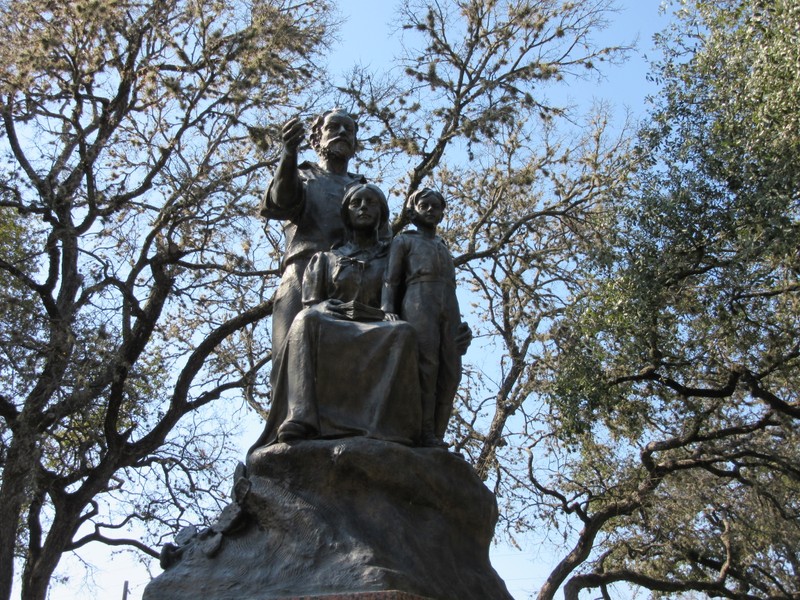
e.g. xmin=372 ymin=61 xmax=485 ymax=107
xmin=347 ymin=189 xmax=382 ymax=232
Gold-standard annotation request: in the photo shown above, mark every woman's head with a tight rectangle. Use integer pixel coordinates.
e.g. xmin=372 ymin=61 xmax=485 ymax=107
xmin=341 ymin=183 xmax=389 ymax=235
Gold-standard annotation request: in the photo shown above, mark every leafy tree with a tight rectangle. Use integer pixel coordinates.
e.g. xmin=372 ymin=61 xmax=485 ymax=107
xmin=0 ymin=0 xmax=335 ymax=598
xmin=335 ymin=0 xmax=642 ymax=590
xmin=530 ymin=0 xmax=800 ymax=597
xmin=338 ymin=0 xmax=634 ymax=463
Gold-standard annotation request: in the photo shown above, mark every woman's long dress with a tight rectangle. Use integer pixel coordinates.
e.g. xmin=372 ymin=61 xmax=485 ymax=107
xmin=251 ymin=242 xmax=423 ymax=449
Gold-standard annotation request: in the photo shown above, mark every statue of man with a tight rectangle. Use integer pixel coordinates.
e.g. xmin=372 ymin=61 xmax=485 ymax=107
xmin=261 ymin=109 xmax=384 ymax=357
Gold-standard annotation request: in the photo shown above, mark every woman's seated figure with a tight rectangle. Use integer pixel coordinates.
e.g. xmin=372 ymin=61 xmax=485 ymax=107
xmin=252 ymin=183 xmax=423 ymax=448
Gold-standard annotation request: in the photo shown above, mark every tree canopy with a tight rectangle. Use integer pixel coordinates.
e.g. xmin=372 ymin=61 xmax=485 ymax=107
xmin=0 ymin=0 xmax=334 ymax=598
xmin=531 ymin=0 xmax=800 ymax=597
xmin=2 ymin=0 xmax=797 ymax=598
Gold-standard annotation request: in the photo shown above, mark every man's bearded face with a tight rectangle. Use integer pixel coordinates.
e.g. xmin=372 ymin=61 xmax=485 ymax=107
xmin=318 ymin=113 xmax=356 ymax=160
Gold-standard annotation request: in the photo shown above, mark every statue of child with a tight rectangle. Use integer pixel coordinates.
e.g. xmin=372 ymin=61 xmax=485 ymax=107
xmin=382 ymin=188 xmax=470 ymax=447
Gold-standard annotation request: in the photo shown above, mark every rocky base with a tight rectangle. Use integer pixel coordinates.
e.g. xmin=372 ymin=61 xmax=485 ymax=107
xmin=143 ymin=438 xmax=513 ymax=600
xmin=264 ymin=593 xmax=434 ymax=599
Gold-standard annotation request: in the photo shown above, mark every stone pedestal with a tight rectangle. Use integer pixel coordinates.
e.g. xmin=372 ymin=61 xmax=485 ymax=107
xmin=143 ymin=438 xmax=513 ymax=600
xmin=272 ymin=593 xmax=433 ymax=600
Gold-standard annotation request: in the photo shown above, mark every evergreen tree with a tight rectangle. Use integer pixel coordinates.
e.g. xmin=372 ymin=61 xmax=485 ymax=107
xmin=538 ymin=1 xmax=800 ymax=596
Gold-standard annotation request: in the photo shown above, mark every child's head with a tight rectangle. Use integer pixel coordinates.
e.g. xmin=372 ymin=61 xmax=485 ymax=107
xmin=406 ymin=188 xmax=446 ymax=229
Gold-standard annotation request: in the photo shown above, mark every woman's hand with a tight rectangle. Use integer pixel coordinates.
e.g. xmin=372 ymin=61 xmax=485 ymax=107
xmin=322 ymin=298 xmax=346 ymax=316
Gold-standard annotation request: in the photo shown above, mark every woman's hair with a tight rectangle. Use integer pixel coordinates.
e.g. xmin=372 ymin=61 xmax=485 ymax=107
xmin=405 ymin=187 xmax=446 ymax=222
xmin=340 ymin=183 xmax=390 ymax=233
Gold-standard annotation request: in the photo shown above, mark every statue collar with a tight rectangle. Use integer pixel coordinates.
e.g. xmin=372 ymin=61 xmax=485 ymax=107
xmin=299 ymin=161 xmax=365 ymax=183
xmin=334 ymin=240 xmax=389 ymax=260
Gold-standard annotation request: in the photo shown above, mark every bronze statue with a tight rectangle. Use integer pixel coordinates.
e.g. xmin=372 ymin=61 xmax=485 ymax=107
xmin=257 ymin=111 xmax=469 ymax=450
xmin=145 ymin=117 xmax=513 ymax=600
xmin=260 ymin=110 xmax=388 ymax=360
xmin=253 ymin=183 xmax=422 ymax=447
xmin=382 ymin=188 xmax=470 ymax=446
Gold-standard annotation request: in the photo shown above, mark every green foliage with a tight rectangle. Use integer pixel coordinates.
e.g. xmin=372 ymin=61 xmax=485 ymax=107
xmin=535 ymin=1 xmax=800 ymax=597
xmin=0 ymin=210 xmax=41 ymax=389
xmin=649 ymin=0 xmax=800 ymax=200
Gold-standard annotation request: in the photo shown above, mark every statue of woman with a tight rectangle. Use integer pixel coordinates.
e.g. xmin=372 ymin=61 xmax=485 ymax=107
xmin=250 ymin=183 xmax=422 ymax=450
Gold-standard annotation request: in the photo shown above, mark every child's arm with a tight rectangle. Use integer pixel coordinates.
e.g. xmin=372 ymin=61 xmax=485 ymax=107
xmin=381 ymin=236 xmax=406 ymax=317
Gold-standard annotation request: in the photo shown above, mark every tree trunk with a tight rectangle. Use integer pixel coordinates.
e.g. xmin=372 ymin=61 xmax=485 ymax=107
xmin=21 ymin=551 xmax=66 ymax=600
xmin=0 ymin=431 xmax=38 ymax=600
xmin=20 ymin=487 xmax=91 ymax=600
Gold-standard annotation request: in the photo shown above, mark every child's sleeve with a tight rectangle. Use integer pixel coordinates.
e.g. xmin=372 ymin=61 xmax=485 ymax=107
xmin=381 ymin=236 xmax=407 ymax=313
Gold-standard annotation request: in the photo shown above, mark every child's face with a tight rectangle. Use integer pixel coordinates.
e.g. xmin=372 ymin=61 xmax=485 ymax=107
xmin=412 ymin=194 xmax=444 ymax=228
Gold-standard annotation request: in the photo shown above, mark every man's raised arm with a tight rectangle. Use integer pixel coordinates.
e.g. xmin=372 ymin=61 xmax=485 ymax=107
xmin=262 ymin=116 xmax=305 ymax=214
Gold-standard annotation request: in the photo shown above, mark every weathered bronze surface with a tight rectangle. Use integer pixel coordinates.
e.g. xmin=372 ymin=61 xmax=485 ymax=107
xmin=382 ymin=188 xmax=470 ymax=447
xmin=260 ymin=110 xmax=389 ymax=361
xmin=144 ymin=439 xmax=513 ymax=600
xmin=255 ymin=183 xmax=422 ymax=448
xmin=144 ymin=113 xmax=508 ymax=600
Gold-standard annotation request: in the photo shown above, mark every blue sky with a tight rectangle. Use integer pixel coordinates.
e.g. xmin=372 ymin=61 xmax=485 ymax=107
xmin=326 ymin=1 xmax=671 ymax=123
xmin=39 ymin=2 xmax=674 ymax=599
xmin=323 ymin=2 xmax=672 ymax=598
